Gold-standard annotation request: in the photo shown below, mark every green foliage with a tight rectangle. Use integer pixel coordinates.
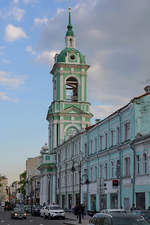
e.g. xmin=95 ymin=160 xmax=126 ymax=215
xmin=19 ymin=171 xmax=26 ymax=198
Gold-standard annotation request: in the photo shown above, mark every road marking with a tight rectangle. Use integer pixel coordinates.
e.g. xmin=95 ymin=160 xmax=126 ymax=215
xmin=1 ymin=220 xmax=4 ymax=223
xmin=29 ymin=219 xmax=33 ymax=222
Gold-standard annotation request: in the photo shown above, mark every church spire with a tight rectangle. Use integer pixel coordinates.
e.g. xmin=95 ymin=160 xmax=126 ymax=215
xmin=66 ymin=7 xmax=74 ymax=37
xmin=65 ymin=7 xmax=75 ymax=48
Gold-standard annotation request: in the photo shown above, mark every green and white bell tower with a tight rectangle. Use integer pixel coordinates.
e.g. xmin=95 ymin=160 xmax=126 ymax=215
xmin=47 ymin=8 xmax=93 ymax=153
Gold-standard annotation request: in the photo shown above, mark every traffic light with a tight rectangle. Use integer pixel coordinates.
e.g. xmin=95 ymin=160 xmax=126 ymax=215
xmin=112 ymin=179 xmax=119 ymax=187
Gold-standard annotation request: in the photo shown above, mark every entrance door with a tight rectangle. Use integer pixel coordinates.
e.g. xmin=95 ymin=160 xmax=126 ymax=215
xmin=124 ymin=197 xmax=130 ymax=210
xmin=136 ymin=192 xmax=145 ymax=210
xmin=110 ymin=193 xmax=118 ymax=209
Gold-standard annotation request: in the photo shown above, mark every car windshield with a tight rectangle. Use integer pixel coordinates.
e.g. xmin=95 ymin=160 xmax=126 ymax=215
xmin=50 ymin=206 xmax=62 ymax=210
xmin=112 ymin=217 xmax=149 ymax=225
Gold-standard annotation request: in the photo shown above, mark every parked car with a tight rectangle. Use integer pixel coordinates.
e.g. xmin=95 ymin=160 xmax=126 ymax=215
xmin=131 ymin=210 xmax=150 ymax=224
xmin=11 ymin=207 xmax=27 ymax=219
xmin=44 ymin=205 xmax=65 ymax=220
xmin=88 ymin=213 xmax=149 ymax=225
xmin=31 ymin=205 xmax=42 ymax=216
xmin=40 ymin=206 xmax=47 ymax=217
xmin=24 ymin=205 xmax=32 ymax=213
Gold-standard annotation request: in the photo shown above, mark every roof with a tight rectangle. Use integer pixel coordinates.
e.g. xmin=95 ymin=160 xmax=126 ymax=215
xmin=56 ymin=48 xmax=86 ymax=64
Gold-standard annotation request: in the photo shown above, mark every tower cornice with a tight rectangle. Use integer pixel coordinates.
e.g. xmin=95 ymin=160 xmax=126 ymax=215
xmin=51 ymin=63 xmax=90 ymax=75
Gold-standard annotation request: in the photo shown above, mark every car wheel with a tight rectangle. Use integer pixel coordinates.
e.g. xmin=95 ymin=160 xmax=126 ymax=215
xmin=44 ymin=214 xmax=47 ymax=219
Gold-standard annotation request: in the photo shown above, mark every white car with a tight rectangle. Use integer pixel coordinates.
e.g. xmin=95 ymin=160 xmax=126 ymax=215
xmin=40 ymin=206 xmax=47 ymax=217
xmin=44 ymin=205 xmax=65 ymax=220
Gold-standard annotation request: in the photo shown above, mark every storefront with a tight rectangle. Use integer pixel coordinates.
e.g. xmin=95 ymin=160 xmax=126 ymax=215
xmin=136 ymin=192 xmax=145 ymax=210
xmin=110 ymin=193 xmax=118 ymax=209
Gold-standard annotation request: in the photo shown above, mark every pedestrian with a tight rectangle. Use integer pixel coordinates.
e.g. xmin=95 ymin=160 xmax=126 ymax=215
xmin=81 ymin=204 xmax=85 ymax=219
xmin=74 ymin=204 xmax=79 ymax=218
xmin=130 ymin=203 xmax=136 ymax=211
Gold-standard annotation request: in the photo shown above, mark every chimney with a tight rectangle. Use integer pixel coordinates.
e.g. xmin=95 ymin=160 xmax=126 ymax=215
xmin=144 ymin=85 xmax=150 ymax=93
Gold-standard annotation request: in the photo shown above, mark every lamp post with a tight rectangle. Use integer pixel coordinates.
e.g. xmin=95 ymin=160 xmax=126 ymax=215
xmin=71 ymin=160 xmax=82 ymax=224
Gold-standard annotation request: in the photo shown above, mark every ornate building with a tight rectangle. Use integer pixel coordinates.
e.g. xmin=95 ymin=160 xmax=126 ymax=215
xmin=39 ymin=8 xmax=92 ymax=206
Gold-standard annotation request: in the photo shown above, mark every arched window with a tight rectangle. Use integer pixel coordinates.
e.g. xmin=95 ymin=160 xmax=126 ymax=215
xmin=65 ymin=127 xmax=78 ymax=140
xmin=70 ymin=38 xmax=73 ymax=47
xmin=66 ymin=77 xmax=78 ymax=101
xmin=143 ymin=153 xmax=147 ymax=174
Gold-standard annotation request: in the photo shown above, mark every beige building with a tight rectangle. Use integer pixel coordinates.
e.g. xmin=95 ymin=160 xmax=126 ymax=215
xmin=26 ymin=156 xmax=40 ymax=204
xmin=0 ymin=176 xmax=8 ymax=202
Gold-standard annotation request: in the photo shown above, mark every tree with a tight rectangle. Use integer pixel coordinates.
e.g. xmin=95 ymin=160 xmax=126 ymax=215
xmin=18 ymin=171 xmax=26 ymax=200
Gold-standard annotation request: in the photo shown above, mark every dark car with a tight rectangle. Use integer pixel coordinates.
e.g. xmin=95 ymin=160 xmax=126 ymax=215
xmin=24 ymin=205 xmax=32 ymax=213
xmin=88 ymin=212 xmax=149 ymax=225
xmin=11 ymin=207 xmax=27 ymax=219
xmin=132 ymin=210 xmax=150 ymax=224
xmin=31 ymin=205 xmax=42 ymax=216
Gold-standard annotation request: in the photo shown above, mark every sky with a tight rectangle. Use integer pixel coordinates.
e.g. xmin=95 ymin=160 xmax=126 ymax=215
xmin=0 ymin=0 xmax=150 ymax=185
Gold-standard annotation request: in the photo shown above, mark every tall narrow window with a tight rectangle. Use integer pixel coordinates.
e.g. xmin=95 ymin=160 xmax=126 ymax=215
xmin=100 ymin=136 xmax=103 ymax=151
xmin=104 ymin=163 xmax=108 ymax=179
xmin=100 ymin=164 xmax=103 ymax=178
xmin=90 ymin=167 xmax=93 ymax=182
xmin=143 ymin=153 xmax=147 ymax=174
xmin=90 ymin=140 xmax=93 ymax=154
xmin=95 ymin=166 xmax=97 ymax=181
xmin=124 ymin=122 xmax=130 ymax=141
xmin=117 ymin=127 xmax=120 ymax=144
xmin=105 ymin=133 xmax=108 ymax=149
xmin=111 ymin=161 xmax=114 ymax=178
xmin=84 ymin=143 xmax=87 ymax=156
xmin=111 ymin=130 xmax=113 ymax=146
xmin=95 ymin=137 xmax=97 ymax=152
xmin=124 ymin=157 xmax=130 ymax=176
xmin=136 ymin=155 xmax=140 ymax=175
xmin=70 ymin=38 xmax=73 ymax=47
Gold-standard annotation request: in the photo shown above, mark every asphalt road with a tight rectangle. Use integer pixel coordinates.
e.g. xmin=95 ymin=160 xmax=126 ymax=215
xmin=0 ymin=211 xmax=66 ymax=225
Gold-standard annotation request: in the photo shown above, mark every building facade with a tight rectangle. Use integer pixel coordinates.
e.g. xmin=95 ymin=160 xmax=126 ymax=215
xmin=0 ymin=176 xmax=8 ymax=203
xmin=39 ymin=7 xmax=150 ymax=211
xmin=26 ymin=156 xmax=40 ymax=204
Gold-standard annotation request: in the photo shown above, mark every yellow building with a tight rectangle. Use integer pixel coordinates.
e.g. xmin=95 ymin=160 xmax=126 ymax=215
xmin=0 ymin=176 xmax=8 ymax=202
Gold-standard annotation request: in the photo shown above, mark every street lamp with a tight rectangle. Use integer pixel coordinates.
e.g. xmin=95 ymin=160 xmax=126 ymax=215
xmin=71 ymin=160 xmax=82 ymax=224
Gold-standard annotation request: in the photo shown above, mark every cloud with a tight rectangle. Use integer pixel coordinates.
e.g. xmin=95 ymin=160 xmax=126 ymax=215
xmin=34 ymin=17 xmax=48 ymax=26
xmin=5 ymin=24 xmax=27 ymax=42
xmin=13 ymin=0 xmax=19 ymax=4
xmin=91 ymin=104 xmax=125 ymax=121
xmin=35 ymin=0 xmax=150 ymax=120
xmin=26 ymin=45 xmax=59 ymax=65
xmin=10 ymin=7 xmax=25 ymax=21
xmin=26 ymin=45 xmax=36 ymax=55
xmin=0 ymin=46 xmax=6 ymax=50
xmin=56 ymin=8 xmax=65 ymax=15
xmin=0 ymin=92 xmax=18 ymax=103
xmin=35 ymin=50 xmax=58 ymax=64
xmin=0 ymin=71 xmax=25 ymax=88
xmin=0 ymin=7 xmax=25 ymax=21
xmin=1 ymin=59 xmax=11 ymax=64
xmin=23 ymin=0 xmax=38 ymax=4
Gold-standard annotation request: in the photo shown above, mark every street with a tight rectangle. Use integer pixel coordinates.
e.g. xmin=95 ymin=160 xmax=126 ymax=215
xmin=0 ymin=211 xmax=66 ymax=225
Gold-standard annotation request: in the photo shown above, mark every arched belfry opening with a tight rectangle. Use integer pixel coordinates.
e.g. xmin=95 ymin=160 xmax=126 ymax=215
xmin=66 ymin=77 xmax=78 ymax=102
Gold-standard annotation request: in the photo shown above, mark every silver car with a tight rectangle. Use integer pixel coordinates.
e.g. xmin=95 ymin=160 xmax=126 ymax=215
xmin=89 ymin=213 xmax=149 ymax=225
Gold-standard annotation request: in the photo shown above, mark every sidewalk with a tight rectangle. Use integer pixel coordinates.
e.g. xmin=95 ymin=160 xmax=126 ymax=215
xmin=64 ymin=212 xmax=91 ymax=225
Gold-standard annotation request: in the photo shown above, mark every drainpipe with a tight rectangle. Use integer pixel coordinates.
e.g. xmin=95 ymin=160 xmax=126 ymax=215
xmin=130 ymin=143 xmax=135 ymax=205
